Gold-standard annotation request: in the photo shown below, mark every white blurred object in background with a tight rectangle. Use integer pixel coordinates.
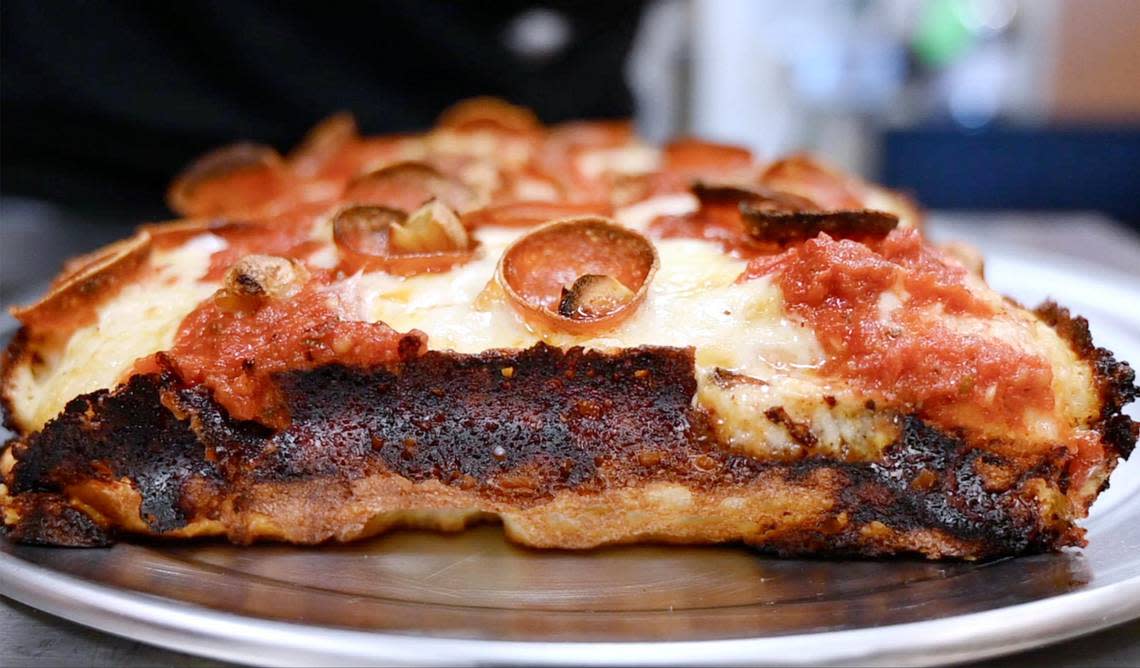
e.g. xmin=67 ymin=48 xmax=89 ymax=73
xmin=629 ymin=0 xmax=1066 ymax=177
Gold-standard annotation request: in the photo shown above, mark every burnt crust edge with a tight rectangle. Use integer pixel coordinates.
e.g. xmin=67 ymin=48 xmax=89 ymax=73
xmin=4 ymin=492 xmax=113 ymax=547
xmin=1035 ymin=300 xmax=1139 ymax=459
xmin=2 ymin=344 xmax=1081 ymax=558
xmin=0 ymin=326 xmax=30 ymax=434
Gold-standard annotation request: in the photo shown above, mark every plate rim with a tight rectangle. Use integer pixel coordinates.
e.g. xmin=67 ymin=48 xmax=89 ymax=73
xmin=3 ymin=546 xmax=1140 ymax=668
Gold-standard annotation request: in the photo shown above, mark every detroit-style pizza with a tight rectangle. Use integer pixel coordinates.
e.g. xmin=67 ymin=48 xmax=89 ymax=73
xmin=2 ymin=98 xmax=1135 ymax=559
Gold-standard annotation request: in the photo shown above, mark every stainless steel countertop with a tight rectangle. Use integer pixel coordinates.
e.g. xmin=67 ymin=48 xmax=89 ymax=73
xmin=2 ymin=200 xmax=1139 ymax=667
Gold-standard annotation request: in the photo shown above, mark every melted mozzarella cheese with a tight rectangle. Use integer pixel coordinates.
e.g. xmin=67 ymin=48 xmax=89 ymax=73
xmin=575 ymin=145 xmax=660 ymax=180
xmin=615 ymin=193 xmax=697 ymax=232
xmin=425 ymin=130 xmax=532 ymax=170
xmin=10 ymin=234 xmax=224 ymax=430
xmin=699 ymin=373 xmax=899 ymax=461
xmin=346 ymin=227 xmax=824 ymax=380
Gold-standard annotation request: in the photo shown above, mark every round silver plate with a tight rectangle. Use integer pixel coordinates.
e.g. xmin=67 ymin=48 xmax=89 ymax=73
xmin=2 ymin=246 xmax=1139 ymax=667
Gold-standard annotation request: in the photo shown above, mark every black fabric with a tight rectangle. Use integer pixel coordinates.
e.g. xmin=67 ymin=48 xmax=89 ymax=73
xmin=1 ymin=1 xmax=645 ymax=218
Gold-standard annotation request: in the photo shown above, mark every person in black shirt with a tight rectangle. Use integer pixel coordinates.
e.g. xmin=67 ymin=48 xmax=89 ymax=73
xmin=1 ymin=1 xmax=646 ymax=219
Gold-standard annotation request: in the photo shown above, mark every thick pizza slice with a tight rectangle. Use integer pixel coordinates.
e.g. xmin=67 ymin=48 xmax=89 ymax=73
xmin=2 ymin=98 xmax=1135 ymax=559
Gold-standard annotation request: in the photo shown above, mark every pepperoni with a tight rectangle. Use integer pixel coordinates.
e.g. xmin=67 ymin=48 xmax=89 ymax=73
xmin=649 ymin=184 xmax=789 ymax=256
xmin=690 ymin=182 xmax=814 ymax=210
xmin=649 ymin=200 xmax=784 ymax=259
xmin=287 ymin=112 xmax=360 ymax=179
xmin=463 ymin=200 xmax=613 ymax=228
xmin=497 ymin=217 xmax=658 ymax=334
xmin=663 ymin=138 xmax=753 ymax=175
xmin=608 ymin=171 xmax=686 ymax=203
xmin=652 ymin=181 xmax=895 ymax=255
xmin=436 ymin=96 xmax=542 ymax=134
xmin=12 ymin=233 xmax=152 ymax=330
xmin=534 ymin=120 xmax=636 ymax=201
xmin=196 ymin=204 xmax=330 ymax=281
xmin=739 ymin=206 xmax=898 ymax=245
xmin=342 ymin=161 xmax=476 ymax=213
xmin=332 ymin=204 xmax=476 ymax=276
xmin=760 ymin=155 xmax=865 ymax=210
xmin=167 ymin=144 xmax=295 ymax=217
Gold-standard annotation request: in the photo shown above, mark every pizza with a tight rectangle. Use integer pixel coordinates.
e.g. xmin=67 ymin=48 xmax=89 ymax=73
xmin=1 ymin=98 xmax=1136 ymax=559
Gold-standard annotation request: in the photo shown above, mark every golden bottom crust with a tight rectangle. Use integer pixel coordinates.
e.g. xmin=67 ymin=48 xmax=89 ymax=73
xmin=5 ymin=470 xmax=1002 ymax=560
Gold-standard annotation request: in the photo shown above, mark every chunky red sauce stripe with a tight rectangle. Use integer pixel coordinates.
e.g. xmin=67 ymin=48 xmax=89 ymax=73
xmin=742 ymin=230 xmax=1055 ymax=432
xmin=140 ymin=281 xmax=425 ymax=427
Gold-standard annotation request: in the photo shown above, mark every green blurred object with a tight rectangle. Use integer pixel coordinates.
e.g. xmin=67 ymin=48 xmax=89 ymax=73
xmin=913 ymin=0 xmax=974 ymax=66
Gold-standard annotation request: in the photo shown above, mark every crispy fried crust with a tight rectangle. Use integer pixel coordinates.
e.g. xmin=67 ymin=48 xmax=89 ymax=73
xmin=0 ymin=327 xmax=31 ymax=433
xmin=1034 ymin=301 xmax=1139 ymax=460
xmin=3 ymin=344 xmax=1088 ymax=558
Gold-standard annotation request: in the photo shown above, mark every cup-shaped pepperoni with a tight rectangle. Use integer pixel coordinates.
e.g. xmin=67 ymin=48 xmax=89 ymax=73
xmin=342 ymin=161 xmax=477 ymax=213
xmin=739 ymin=204 xmax=898 ymax=245
xmin=691 ymin=181 xmax=818 ymax=212
xmin=462 ymin=200 xmax=613 ymax=228
xmin=436 ymin=96 xmax=541 ymax=134
xmin=663 ymin=138 xmax=754 ymax=175
xmin=12 ymin=232 xmax=152 ymax=330
xmin=497 ymin=217 xmax=658 ymax=334
xmin=760 ymin=154 xmax=866 ymax=211
xmin=167 ymin=143 xmax=292 ymax=217
xmin=333 ymin=201 xmax=475 ymax=276
xmin=534 ymin=120 xmax=636 ymax=200
xmin=288 ymin=111 xmax=359 ymax=178
xmin=558 ymin=274 xmax=635 ymax=319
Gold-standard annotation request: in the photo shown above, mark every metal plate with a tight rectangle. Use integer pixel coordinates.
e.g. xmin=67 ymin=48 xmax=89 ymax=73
xmin=2 ymin=246 xmax=1139 ymax=667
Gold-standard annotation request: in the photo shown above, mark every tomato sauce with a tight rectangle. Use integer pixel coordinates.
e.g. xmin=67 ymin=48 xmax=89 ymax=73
xmin=148 ymin=280 xmax=425 ymax=427
xmin=744 ymin=229 xmax=1055 ymax=432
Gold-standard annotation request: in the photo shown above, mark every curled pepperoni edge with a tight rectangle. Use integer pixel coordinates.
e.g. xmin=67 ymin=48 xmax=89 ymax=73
xmin=495 ymin=216 xmax=659 ymax=335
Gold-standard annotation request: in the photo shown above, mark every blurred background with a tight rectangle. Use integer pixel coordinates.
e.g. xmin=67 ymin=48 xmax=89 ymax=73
xmin=2 ymin=0 xmax=1139 ymax=300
